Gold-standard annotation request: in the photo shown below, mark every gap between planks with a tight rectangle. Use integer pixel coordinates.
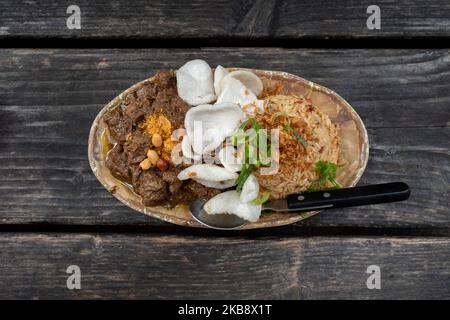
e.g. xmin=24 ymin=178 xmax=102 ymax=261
xmin=0 ymin=224 xmax=449 ymax=238
xmin=2 ymin=37 xmax=450 ymax=49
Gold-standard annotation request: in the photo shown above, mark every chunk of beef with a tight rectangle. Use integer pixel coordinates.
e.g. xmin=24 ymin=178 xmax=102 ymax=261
xmin=154 ymin=70 xmax=177 ymax=90
xmin=105 ymin=144 xmax=130 ymax=183
xmin=130 ymin=164 xmax=142 ymax=185
xmin=169 ymin=181 xmax=183 ymax=195
xmin=121 ymin=81 xmax=162 ymax=127
xmin=103 ymin=107 xmax=131 ymax=143
xmin=135 ymin=83 xmax=158 ymax=108
xmin=152 ymin=92 xmax=190 ymax=127
xmin=169 ymin=189 xmax=195 ymax=205
xmin=123 ymin=130 xmax=150 ymax=165
xmin=134 ymin=170 xmax=168 ymax=206
xmin=122 ymin=91 xmax=137 ymax=107
xmin=184 ymin=180 xmax=222 ymax=200
xmin=145 ymin=70 xmax=191 ymax=127
xmin=160 ymin=166 xmax=183 ymax=194
xmin=123 ymin=102 xmax=145 ymax=124
xmin=160 ymin=166 xmax=181 ymax=183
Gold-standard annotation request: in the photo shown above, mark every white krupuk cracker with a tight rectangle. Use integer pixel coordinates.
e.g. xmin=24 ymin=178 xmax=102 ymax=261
xmin=204 ymin=190 xmax=262 ymax=222
xmin=240 ymin=174 xmax=259 ymax=203
xmin=176 ymin=59 xmax=216 ymax=105
xmin=184 ymin=102 xmax=244 ymax=154
xmin=220 ymin=70 xmax=263 ymax=96
xmin=177 ymin=164 xmax=238 ymax=182
xmin=216 ymin=77 xmax=265 ymax=115
xmin=214 ymin=65 xmax=229 ymax=96
xmin=194 ymin=178 xmax=236 ymax=189
xmin=218 ymin=145 xmax=242 ymax=172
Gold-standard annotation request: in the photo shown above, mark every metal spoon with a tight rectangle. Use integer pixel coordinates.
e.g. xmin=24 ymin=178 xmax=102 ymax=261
xmin=189 ymin=182 xmax=410 ymax=230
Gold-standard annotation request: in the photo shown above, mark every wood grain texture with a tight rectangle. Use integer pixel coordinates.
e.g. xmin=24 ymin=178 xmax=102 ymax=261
xmin=0 ymin=234 xmax=448 ymax=299
xmin=0 ymin=0 xmax=449 ymax=39
xmin=275 ymin=0 xmax=450 ymax=38
xmin=0 ymin=48 xmax=449 ymax=229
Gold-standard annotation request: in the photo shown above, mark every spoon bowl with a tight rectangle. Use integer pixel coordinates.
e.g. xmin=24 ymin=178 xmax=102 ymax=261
xmin=189 ymin=198 xmax=247 ymax=230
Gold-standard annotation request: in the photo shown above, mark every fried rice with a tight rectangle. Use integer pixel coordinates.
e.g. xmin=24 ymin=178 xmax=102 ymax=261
xmin=254 ymin=94 xmax=340 ymax=199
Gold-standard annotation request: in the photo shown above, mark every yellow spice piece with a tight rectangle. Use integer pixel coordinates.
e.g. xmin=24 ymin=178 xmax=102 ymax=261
xmin=139 ymin=158 xmax=152 ymax=170
xmin=152 ymin=133 xmax=163 ymax=147
xmin=140 ymin=113 xmax=172 ymax=138
xmin=139 ymin=113 xmax=176 ymax=165
xmin=146 ymin=149 xmax=159 ymax=165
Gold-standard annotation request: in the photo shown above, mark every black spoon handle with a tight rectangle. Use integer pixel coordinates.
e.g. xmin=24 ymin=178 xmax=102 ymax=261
xmin=285 ymin=182 xmax=410 ymax=211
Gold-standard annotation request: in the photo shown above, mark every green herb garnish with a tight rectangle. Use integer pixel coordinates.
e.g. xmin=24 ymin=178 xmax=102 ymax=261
xmin=231 ymin=117 xmax=275 ymax=192
xmin=271 ymin=111 xmax=290 ymax=124
xmin=235 ymin=164 xmax=255 ymax=191
xmin=283 ymin=123 xmax=307 ymax=147
xmin=307 ymin=161 xmax=342 ymax=192
xmin=233 ymin=118 xmax=273 ymax=189
xmin=231 ymin=128 xmax=245 ymax=146
xmin=261 ymin=210 xmax=274 ymax=217
xmin=250 ymin=117 xmax=261 ymax=131
xmin=250 ymin=192 xmax=270 ymax=205
xmin=240 ymin=118 xmax=252 ymax=130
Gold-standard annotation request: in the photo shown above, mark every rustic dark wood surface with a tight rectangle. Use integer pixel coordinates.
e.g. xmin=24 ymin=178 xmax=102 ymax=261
xmin=0 ymin=49 xmax=448 ymax=230
xmin=0 ymin=1 xmax=449 ymax=300
xmin=0 ymin=234 xmax=448 ymax=299
xmin=1 ymin=0 xmax=450 ymax=39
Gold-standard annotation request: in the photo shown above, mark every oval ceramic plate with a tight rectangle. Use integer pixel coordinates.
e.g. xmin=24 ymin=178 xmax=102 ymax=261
xmin=88 ymin=68 xmax=369 ymax=229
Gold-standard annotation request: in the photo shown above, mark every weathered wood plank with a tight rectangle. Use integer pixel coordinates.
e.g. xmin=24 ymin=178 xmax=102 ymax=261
xmin=1 ymin=49 xmax=449 ymax=128
xmin=0 ymin=48 xmax=448 ymax=228
xmin=0 ymin=234 xmax=448 ymax=299
xmin=275 ymin=0 xmax=450 ymax=38
xmin=1 ymin=0 xmax=449 ymax=39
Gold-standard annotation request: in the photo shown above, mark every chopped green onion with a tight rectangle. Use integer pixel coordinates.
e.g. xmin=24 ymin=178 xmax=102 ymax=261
xmin=233 ymin=118 xmax=273 ymax=191
xmin=250 ymin=192 xmax=270 ymax=205
xmin=239 ymin=119 xmax=252 ymax=130
xmin=251 ymin=118 xmax=261 ymax=132
xmin=283 ymin=123 xmax=307 ymax=147
xmin=236 ymin=164 xmax=255 ymax=192
xmin=271 ymin=111 xmax=290 ymax=124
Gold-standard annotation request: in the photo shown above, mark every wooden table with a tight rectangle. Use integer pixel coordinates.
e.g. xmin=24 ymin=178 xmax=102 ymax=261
xmin=0 ymin=0 xmax=449 ymax=299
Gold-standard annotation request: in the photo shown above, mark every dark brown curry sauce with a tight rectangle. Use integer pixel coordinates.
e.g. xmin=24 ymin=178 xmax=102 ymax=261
xmin=102 ymin=71 xmax=221 ymax=207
